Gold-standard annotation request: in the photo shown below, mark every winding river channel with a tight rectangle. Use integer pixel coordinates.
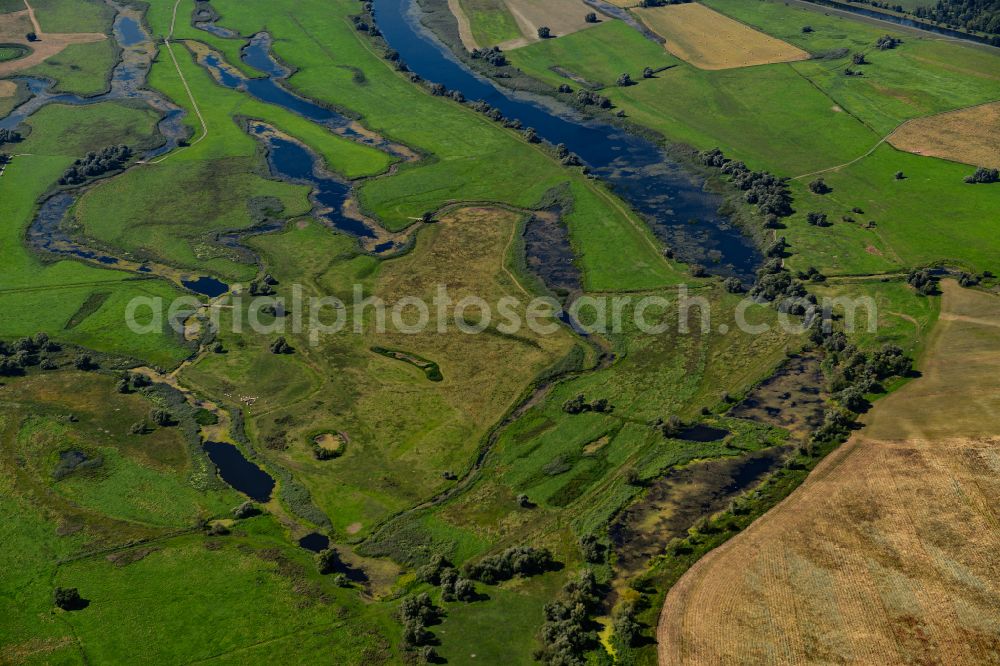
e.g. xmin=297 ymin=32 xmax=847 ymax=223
xmin=375 ymin=0 xmax=763 ymax=280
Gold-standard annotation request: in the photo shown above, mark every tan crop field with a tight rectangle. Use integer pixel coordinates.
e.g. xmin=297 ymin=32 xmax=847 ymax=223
xmin=889 ymin=101 xmax=1000 ymax=169
xmin=634 ymin=3 xmax=810 ymax=70
xmin=501 ymin=0 xmax=598 ymax=49
xmin=659 ymin=280 xmax=1000 ymax=665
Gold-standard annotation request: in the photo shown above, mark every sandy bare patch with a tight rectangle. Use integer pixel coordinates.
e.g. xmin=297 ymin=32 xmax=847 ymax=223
xmin=635 ymin=3 xmax=810 ymax=70
xmin=659 ymin=280 xmax=1000 ymax=665
xmin=0 ymin=79 xmax=16 ymax=96
xmin=582 ymin=434 xmax=610 ymax=456
xmin=448 ymin=0 xmax=479 ymax=50
xmin=313 ymin=432 xmax=346 ymax=453
xmin=0 ymin=3 xmax=106 ymax=77
xmin=345 ymin=521 xmax=363 ymax=535
xmin=501 ymin=0 xmax=599 ymax=49
xmin=889 ymin=101 xmax=1000 ymax=169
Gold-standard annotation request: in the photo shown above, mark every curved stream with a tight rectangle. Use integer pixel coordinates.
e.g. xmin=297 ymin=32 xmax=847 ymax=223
xmin=375 ymin=0 xmax=763 ymax=280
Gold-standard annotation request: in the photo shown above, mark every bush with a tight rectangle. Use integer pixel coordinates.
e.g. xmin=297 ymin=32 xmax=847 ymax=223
xmin=537 ymin=26 xmax=551 ymax=38
xmin=808 ymin=178 xmax=831 ymax=194
xmin=585 ymin=12 xmax=598 ymax=23
xmin=965 ymin=166 xmax=999 ymax=184
xmin=465 ymin=546 xmax=555 ymax=584
xmin=53 ymin=587 xmax=85 ymax=611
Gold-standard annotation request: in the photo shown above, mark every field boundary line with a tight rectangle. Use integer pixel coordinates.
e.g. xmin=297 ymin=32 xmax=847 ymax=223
xmin=793 ymin=96 xmax=1000 ymax=180
xmin=147 ymin=0 xmax=208 ymax=165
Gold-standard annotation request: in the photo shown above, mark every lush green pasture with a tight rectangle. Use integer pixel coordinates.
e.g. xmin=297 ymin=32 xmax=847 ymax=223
xmin=0 ymin=44 xmax=27 ymax=62
xmin=74 ymin=37 xmax=395 ymax=281
xmin=458 ymin=0 xmax=521 ymax=46
xmin=28 ymin=0 xmax=114 ymax=33
xmin=160 ymin=0 xmax=680 ymax=291
xmin=24 ymin=40 xmax=117 ymax=96
xmin=508 ymin=18 xmax=678 ymax=88
xmin=784 ymin=145 xmax=1000 ymax=275
xmin=509 ymin=21 xmax=879 ymax=175
xmin=0 ymin=102 xmax=189 ymax=365
xmin=704 ymin=0 xmax=1000 ymax=134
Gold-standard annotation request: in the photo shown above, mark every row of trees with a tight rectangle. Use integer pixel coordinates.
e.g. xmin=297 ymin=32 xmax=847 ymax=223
xmin=562 ymin=393 xmax=613 ymax=414
xmin=58 ymin=144 xmax=132 ymax=186
xmin=535 ymin=570 xmax=602 ymax=665
xmin=464 ymin=545 xmax=555 ymax=583
xmin=700 ymin=148 xmax=795 ymax=219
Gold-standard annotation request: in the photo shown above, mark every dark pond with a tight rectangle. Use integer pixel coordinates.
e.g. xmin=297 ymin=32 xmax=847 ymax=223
xmin=298 ymin=532 xmax=331 ymax=552
xmin=675 ymin=424 xmax=730 ymax=442
xmin=375 ymin=0 xmax=762 ymax=280
xmin=523 ymin=209 xmax=582 ymax=296
xmin=53 ymin=449 xmax=104 ymax=480
xmin=203 ymin=441 xmax=275 ymax=502
xmin=181 ymin=276 xmax=230 ymax=298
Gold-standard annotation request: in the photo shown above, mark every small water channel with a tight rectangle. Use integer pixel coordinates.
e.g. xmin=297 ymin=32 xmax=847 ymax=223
xmin=375 ymin=0 xmax=763 ymax=280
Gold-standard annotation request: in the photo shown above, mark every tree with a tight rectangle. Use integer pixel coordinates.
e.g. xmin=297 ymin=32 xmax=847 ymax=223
xmin=26 ymin=32 xmax=38 ymax=42
xmin=852 ymin=52 xmax=867 ymax=65
xmin=894 ymin=170 xmax=906 ymax=180
xmin=642 ymin=66 xmax=654 ymax=78
xmin=808 ymin=178 xmax=831 ymax=194
xmin=150 ymin=408 xmax=174 ymax=427
xmin=616 ymin=73 xmax=633 ymax=87
xmin=723 ymin=276 xmax=744 ymax=293
xmin=537 ymin=26 xmax=551 ymax=39
xmin=269 ymin=336 xmax=293 ymax=354
xmin=54 ymin=587 xmax=85 ymax=611
xmin=584 ymin=12 xmax=598 ymax=23
xmin=74 ymin=354 xmax=95 ymax=370
xmin=965 ymin=166 xmax=999 ymax=184
xmin=802 ymin=25 xmax=814 ymax=33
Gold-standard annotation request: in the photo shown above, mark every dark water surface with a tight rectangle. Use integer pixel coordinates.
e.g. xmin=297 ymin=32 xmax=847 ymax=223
xmin=375 ymin=0 xmax=762 ymax=279
xmin=203 ymin=441 xmax=275 ymax=502
xmin=298 ymin=532 xmax=331 ymax=552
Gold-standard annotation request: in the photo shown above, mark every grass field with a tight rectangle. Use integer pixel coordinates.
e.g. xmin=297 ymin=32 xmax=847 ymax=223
xmin=510 ymin=1 xmax=1000 ymax=276
xmin=0 ymin=43 xmax=26 ymax=61
xmin=106 ymin=0 xmax=684 ymax=293
xmin=889 ymin=100 xmax=1000 ymax=169
xmin=658 ymin=280 xmax=1000 ymax=665
xmin=0 ymin=102 xmax=191 ymax=366
xmin=456 ymin=0 xmax=520 ymax=47
xmin=0 ymin=1 xmax=109 ymax=83
xmin=182 ymin=207 xmax=575 ymax=537
xmin=634 ymin=3 xmax=810 ymax=70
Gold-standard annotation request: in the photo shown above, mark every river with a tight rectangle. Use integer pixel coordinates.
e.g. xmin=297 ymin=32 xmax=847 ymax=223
xmin=374 ymin=0 xmax=763 ymax=280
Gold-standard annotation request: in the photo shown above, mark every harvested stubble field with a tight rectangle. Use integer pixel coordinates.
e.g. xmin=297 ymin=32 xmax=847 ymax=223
xmin=634 ymin=3 xmax=810 ymax=70
xmin=658 ymin=280 xmax=1000 ymax=665
xmin=889 ymin=101 xmax=1000 ymax=169
xmin=500 ymin=0 xmax=598 ymax=49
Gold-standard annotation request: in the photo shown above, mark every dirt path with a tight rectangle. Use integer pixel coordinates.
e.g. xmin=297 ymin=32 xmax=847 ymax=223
xmin=147 ymin=0 xmax=208 ymax=164
xmin=446 ymin=0 xmax=479 ymax=51
xmin=657 ymin=279 xmax=1000 ymax=665
xmin=0 ymin=0 xmax=106 ymax=77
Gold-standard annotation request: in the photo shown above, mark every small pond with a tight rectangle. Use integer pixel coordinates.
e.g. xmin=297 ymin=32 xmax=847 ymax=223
xmin=203 ymin=441 xmax=275 ymax=502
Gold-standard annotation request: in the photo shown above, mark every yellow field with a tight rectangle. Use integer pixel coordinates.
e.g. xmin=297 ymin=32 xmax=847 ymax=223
xmin=501 ymin=0 xmax=597 ymax=49
xmin=889 ymin=101 xmax=1000 ymax=169
xmin=659 ymin=280 xmax=1000 ymax=665
xmin=634 ymin=3 xmax=810 ymax=70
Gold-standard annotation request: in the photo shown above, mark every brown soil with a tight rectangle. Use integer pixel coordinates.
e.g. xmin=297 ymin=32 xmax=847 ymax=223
xmin=501 ymin=0 xmax=599 ymax=49
xmin=889 ymin=101 xmax=1000 ymax=170
xmin=313 ymin=432 xmax=345 ymax=453
xmin=658 ymin=280 xmax=1000 ymax=665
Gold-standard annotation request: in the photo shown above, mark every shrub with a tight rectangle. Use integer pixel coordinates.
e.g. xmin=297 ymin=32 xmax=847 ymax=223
xmin=537 ymin=26 xmax=551 ymax=38
xmin=465 ymin=546 xmax=555 ymax=584
xmin=965 ymin=167 xmax=999 ymax=184
xmin=585 ymin=12 xmax=598 ymax=23
xmin=54 ymin=587 xmax=85 ymax=610
xmin=808 ymin=178 xmax=831 ymax=194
